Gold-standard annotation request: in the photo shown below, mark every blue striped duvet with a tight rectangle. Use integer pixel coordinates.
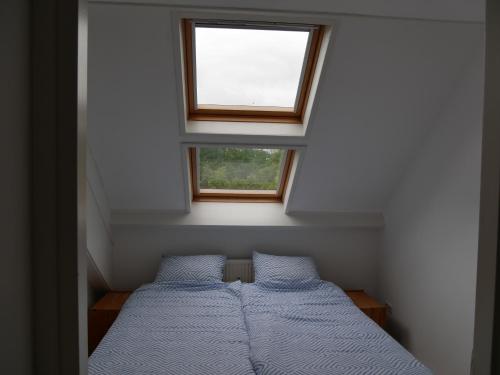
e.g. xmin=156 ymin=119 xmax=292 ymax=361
xmin=241 ymin=281 xmax=432 ymax=375
xmin=88 ymin=281 xmax=255 ymax=375
xmin=89 ymin=280 xmax=431 ymax=374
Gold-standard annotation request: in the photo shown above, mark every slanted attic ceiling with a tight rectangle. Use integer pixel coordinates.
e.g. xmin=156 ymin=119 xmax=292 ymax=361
xmin=87 ymin=2 xmax=484 ymax=213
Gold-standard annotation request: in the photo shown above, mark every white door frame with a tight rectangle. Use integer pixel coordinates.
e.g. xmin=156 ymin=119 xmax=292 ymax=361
xmin=32 ymin=0 xmax=88 ymax=373
xmin=471 ymin=1 xmax=500 ymax=373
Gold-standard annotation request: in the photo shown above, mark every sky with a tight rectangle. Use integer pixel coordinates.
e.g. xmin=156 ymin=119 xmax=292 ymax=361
xmin=194 ymin=27 xmax=309 ymax=108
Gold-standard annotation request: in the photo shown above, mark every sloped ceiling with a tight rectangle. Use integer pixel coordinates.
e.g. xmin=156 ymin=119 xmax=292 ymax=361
xmin=90 ymin=0 xmax=484 ymax=23
xmin=88 ymin=2 xmax=484 ymax=213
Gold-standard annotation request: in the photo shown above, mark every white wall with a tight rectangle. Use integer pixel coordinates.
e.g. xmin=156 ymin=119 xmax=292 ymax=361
xmin=87 ymin=149 xmax=114 ymax=290
xmin=378 ymin=49 xmax=484 ymax=374
xmin=111 ymin=225 xmax=381 ymax=292
xmin=88 ymin=3 xmax=482 ymax=214
xmin=0 ymin=0 xmax=32 ymax=373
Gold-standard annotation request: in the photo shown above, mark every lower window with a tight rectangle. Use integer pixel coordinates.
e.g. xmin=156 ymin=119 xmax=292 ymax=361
xmin=188 ymin=146 xmax=295 ymax=202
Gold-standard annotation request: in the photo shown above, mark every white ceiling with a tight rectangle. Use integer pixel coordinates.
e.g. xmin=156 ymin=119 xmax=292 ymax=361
xmin=88 ymin=2 xmax=484 ymax=213
xmin=89 ymin=0 xmax=484 ymax=23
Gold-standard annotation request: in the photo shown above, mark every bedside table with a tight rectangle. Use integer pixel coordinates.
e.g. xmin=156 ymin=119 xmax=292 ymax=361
xmin=345 ymin=290 xmax=387 ymax=328
xmin=88 ymin=291 xmax=132 ymax=355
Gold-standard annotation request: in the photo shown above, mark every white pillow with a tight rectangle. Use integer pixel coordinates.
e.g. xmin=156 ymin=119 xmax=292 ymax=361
xmin=253 ymin=251 xmax=320 ymax=288
xmin=155 ymin=255 xmax=226 ymax=283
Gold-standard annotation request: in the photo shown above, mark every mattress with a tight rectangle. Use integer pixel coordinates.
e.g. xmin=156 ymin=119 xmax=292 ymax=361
xmin=88 ymin=281 xmax=255 ymax=375
xmin=241 ymin=281 xmax=432 ymax=375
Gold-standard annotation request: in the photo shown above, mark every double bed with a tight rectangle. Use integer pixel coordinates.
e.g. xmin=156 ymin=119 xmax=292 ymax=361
xmin=89 ymin=254 xmax=431 ymax=374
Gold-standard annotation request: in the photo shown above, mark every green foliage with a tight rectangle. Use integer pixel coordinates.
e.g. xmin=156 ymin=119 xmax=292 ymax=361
xmin=199 ymin=148 xmax=284 ymax=190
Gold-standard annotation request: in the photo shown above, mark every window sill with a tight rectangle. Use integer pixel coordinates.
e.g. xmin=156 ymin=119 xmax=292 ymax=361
xmin=111 ymin=203 xmax=385 ymax=228
xmin=185 ymin=120 xmax=306 ymax=137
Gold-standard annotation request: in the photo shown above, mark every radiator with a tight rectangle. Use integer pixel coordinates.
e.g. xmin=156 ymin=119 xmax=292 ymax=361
xmin=224 ymin=259 xmax=253 ymax=283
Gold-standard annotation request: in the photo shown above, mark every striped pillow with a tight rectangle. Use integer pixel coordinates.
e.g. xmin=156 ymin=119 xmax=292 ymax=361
xmin=155 ymin=255 xmax=226 ymax=283
xmin=253 ymin=251 xmax=320 ymax=288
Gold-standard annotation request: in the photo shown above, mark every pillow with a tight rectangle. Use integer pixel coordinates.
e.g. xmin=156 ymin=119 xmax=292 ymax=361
xmin=155 ymin=255 xmax=226 ymax=283
xmin=253 ymin=251 xmax=320 ymax=288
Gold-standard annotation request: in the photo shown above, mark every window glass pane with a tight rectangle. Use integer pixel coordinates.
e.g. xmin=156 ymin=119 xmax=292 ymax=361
xmin=194 ymin=26 xmax=309 ymax=109
xmin=199 ymin=147 xmax=286 ymax=192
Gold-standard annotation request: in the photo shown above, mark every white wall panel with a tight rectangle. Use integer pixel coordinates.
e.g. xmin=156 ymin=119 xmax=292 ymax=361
xmin=87 ymin=150 xmax=114 ymax=288
xmin=378 ymin=49 xmax=484 ymax=374
xmin=111 ymin=225 xmax=381 ymax=293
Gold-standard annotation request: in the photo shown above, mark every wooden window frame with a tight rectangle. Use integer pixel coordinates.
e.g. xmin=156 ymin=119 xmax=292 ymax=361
xmin=182 ymin=19 xmax=324 ymax=124
xmin=189 ymin=147 xmax=295 ymax=203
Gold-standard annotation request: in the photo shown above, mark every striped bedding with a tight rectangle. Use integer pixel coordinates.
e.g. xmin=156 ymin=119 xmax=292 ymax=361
xmin=88 ymin=281 xmax=254 ymax=375
xmin=241 ymin=281 xmax=432 ymax=375
xmin=89 ymin=280 xmax=431 ymax=374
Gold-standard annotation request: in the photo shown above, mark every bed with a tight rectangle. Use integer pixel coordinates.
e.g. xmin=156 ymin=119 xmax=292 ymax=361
xmin=88 ymin=281 xmax=255 ymax=375
xmin=89 ymin=254 xmax=431 ymax=374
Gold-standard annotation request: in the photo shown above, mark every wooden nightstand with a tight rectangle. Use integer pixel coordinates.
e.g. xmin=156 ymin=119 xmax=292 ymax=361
xmin=345 ymin=290 xmax=387 ymax=328
xmin=88 ymin=291 xmax=132 ymax=355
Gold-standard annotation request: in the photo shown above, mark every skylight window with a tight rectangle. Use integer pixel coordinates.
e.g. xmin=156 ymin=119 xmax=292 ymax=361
xmin=189 ymin=146 xmax=294 ymax=202
xmin=183 ymin=20 xmax=324 ymax=123
xmin=195 ymin=27 xmax=308 ymax=108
